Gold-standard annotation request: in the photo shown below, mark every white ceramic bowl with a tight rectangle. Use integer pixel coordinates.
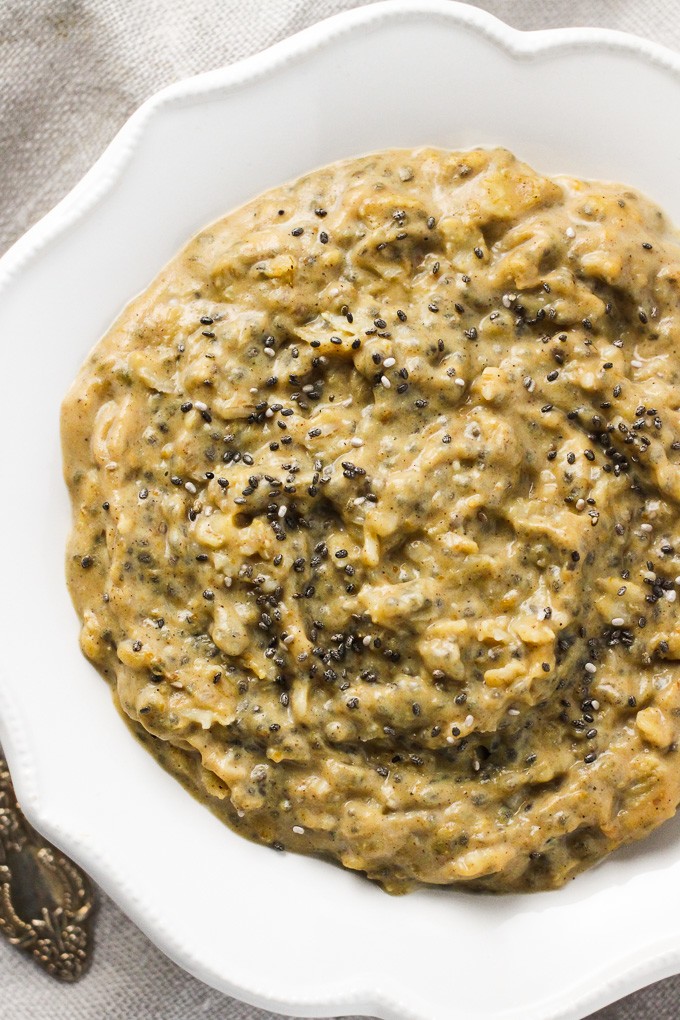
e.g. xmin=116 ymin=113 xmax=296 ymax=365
xmin=3 ymin=3 xmax=680 ymax=1018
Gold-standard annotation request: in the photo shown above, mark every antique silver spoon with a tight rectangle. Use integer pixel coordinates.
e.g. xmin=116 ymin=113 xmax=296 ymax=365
xmin=0 ymin=752 xmax=96 ymax=980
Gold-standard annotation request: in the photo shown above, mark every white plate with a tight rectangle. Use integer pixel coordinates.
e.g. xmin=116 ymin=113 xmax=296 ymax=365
xmin=3 ymin=3 xmax=680 ymax=1018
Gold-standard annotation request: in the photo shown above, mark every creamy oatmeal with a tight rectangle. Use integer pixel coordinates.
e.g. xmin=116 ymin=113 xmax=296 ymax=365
xmin=63 ymin=148 xmax=680 ymax=892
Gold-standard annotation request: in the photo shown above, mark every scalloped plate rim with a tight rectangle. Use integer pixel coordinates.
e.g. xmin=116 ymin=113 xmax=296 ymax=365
xmin=3 ymin=2 xmax=680 ymax=1018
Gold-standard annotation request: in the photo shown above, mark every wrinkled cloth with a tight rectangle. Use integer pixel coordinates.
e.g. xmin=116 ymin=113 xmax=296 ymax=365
xmin=2 ymin=1 xmax=680 ymax=1017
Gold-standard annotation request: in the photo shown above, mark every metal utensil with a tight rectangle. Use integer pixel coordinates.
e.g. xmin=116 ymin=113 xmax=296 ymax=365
xmin=0 ymin=752 xmax=96 ymax=980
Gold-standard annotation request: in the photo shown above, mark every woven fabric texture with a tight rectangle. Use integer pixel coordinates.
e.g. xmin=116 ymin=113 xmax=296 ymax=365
xmin=3 ymin=1 xmax=680 ymax=1017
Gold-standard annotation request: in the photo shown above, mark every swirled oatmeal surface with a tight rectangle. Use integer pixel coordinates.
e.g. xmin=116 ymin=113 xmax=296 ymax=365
xmin=63 ymin=148 xmax=680 ymax=892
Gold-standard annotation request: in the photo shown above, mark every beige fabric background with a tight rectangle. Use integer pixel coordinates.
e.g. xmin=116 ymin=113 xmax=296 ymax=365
xmin=2 ymin=1 xmax=680 ymax=1017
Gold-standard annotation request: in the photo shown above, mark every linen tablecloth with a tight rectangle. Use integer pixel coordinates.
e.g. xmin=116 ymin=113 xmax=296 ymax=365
xmin=3 ymin=1 xmax=680 ymax=1017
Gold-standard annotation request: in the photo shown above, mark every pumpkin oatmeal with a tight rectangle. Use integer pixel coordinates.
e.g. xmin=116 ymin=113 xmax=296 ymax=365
xmin=62 ymin=148 xmax=680 ymax=891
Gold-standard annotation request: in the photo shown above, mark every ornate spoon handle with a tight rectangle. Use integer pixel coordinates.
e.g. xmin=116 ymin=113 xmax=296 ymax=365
xmin=0 ymin=752 xmax=96 ymax=981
